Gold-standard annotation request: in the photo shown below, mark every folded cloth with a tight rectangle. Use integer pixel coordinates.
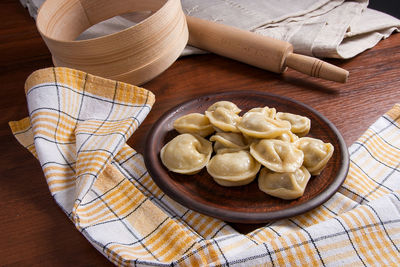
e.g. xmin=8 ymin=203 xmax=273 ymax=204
xmin=20 ymin=0 xmax=399 ymax=59
xmin=10 ymin=67 xmax=400 ymax=266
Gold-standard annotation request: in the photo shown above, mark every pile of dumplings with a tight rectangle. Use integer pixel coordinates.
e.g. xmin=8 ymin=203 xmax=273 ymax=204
xmin=160 ymin=101 xmax=334 ymax=200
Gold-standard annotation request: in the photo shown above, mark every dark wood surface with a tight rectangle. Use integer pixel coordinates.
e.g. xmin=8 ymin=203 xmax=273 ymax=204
xmin=1 ymin=0 xmax=399 ymax=265
xmin=144 ymin=91 xmax=349 ymax=223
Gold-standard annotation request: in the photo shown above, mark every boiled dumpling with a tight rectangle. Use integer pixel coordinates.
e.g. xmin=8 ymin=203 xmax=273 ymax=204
xmin=250 ymin=139 xmax=304 ymax=172
xmin=295 ymin=137 xmax=334 ymax=175
xmin=173 ymin=113 xmax=215 ymax=137
xmin=215 ymin=147 xmax=245 ymax=154
xmin=258 ymin=166 xmax=311 ymax=200
xmin=276 ymin=112 xmax=311 ymax=137
xmin=213 ymin=141 xmax=225 ymax=153
xmin=206 ymin=150 xmax=261 ymax=186
xmin=207 ymin=101 xmax=241 ymax=114
xmin=209 ymin=132 xmax=249 ymax=150
xmin=205 ymin=107 xmax=241 ymax=133
xmin=237 ymin=111 xmax=291 ymax=138
xmin=213 ymin=141 xmax=245 ymax=154
xmin=160 ymin=133 xmax=212 ymax=174
xmin=275 ymin=131 xmax=299 ymax=143
xmin=214 ymin=141 xmax=245 ymax=154
xmin=247 ymin=106 xmax=276 ymax=119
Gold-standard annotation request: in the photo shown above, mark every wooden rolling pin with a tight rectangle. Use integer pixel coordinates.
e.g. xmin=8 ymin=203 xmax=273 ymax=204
xmin=186 ymin=16 xmax=349 ymax=83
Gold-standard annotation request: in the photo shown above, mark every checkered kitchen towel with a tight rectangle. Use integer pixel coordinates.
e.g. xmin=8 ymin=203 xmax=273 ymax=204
xmin=9 ymin=67 xmax=400 ymax=266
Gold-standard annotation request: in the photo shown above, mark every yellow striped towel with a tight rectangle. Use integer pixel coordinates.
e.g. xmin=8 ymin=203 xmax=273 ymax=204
xmin=9 ymin=67 xmax=400 ymax=266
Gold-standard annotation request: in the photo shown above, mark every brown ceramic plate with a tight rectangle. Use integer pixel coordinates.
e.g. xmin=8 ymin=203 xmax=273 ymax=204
xmin=144 ymin=91 xmax=349 ymax=223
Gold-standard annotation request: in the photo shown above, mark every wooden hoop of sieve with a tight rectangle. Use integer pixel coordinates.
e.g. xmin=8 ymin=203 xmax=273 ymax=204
xmin=36 ymin=0 xmax=188 ymax=85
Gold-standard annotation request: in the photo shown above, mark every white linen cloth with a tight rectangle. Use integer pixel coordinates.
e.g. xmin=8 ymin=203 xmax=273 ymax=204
xmin=21 ymin=0 xmax=399 ymax=59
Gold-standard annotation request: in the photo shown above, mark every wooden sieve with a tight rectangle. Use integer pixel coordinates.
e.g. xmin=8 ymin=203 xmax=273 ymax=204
xmin=36 ymin=0 xmax=188 ymax=85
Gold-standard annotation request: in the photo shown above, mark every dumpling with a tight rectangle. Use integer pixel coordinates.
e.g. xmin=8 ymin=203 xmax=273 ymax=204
xmin=247 ymin=106 xmax=276 ymax=119
xmin=214 ymin=142 xmax=244 ymax=153
xmin=237 ymin=111 xmax=291 ymax=138
xmin=295 ymin=137 xmax=334 ymax=175
xmin=206 ymin=150 xmax=261 ymax=186
xmin=160 ymin=133 xmax=212 ymax=174
xmin=173 ymin=113 xmax=215 ymax=137
xmin=207 ymin=101 xmax=241 ymax=114
xmin=205 ymin=107 xmax=241 ymax=133
xmin=215 ymin=147 xmax=245 ymax=154
xmin=213 ymin=141 xmax=225 ymax=153
xmin=276 ymin=112 xmax=311 ymax=137
xmin=213 ymin=141 xmax=244 ymax=154
xmin=275 ymin=131 xmax=299 ymax=143
xmin=258 ymin=166 xmax=311 ymax=200
xmin=209 ymin=132 xmax=249 ymax=150
xmin=250 ymin=139 xmax=304 ymax=172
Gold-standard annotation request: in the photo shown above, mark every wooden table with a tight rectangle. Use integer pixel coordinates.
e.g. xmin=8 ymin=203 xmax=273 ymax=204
xmin=1 ymin=1 xmax=399 ymax=265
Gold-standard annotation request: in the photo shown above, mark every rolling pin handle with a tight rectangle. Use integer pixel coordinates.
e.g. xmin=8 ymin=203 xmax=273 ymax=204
xmin=285 ymin=53 xmax=349 ymax=83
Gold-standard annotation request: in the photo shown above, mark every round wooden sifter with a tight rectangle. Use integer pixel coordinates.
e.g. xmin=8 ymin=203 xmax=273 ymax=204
xmin=36 ymin=0 xmax=188 ymax=85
